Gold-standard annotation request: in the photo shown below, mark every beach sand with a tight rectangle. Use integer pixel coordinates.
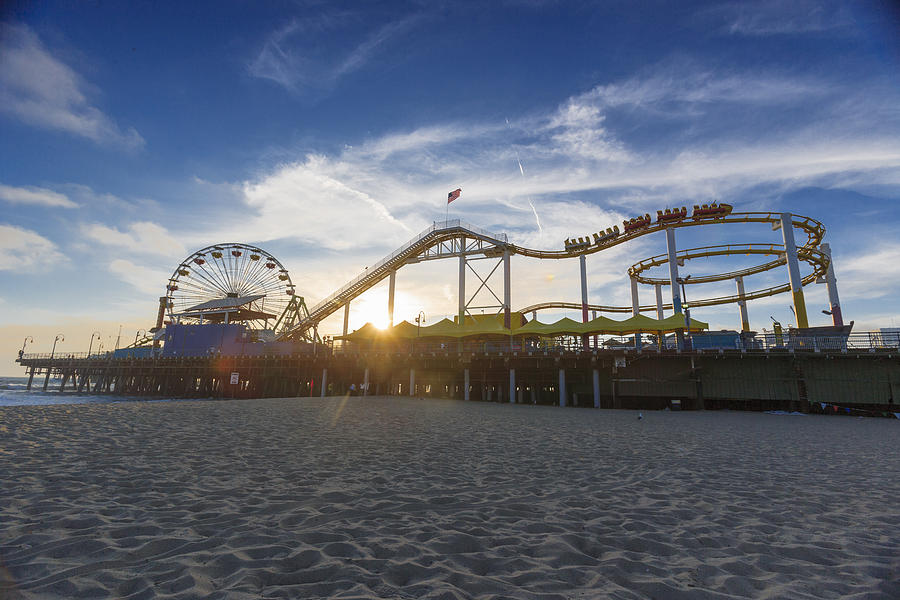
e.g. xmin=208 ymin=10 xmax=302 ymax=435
xmin=1 ymin=396 xmax=898 ymax=599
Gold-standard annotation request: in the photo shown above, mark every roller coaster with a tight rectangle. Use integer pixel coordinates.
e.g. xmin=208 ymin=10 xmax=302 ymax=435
xmin=271 ymin=203 xmax=840 ymax=342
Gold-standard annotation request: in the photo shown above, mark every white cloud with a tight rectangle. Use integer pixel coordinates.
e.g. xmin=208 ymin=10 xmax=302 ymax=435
xmin=0 ymin=224 xmax=65 ymax=270
xmin=81 ymin=222 xmax=186 ymax=257
xmin=0 ymin=183 xmax=76 ymax=208
xmin=108 ymin=258 xmax=171 ymax=296
xmin=0 ymin=23 xmax=144 ymax=149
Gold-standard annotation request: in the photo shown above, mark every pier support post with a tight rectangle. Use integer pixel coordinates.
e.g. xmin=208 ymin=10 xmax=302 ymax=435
xmin=631 ymin=277 xmax=641 ymax=350
xmin=559 ymin=368 xmax=566 ymax=407
xmin=26 ymin=366 xmax=35 ymax=390
xmin=780 ymin=213 xmax=809 ymax=328
xmin=409 ymin=368 xmax=415 ymax=396
xmin=509 ymin=368 xmax=516 ymax=404
xmin=593 ymin=368 xmax=600 ymax=408
xmin=530 ymin=385 xmax=536 ymax=404
xmin=819 ymin=243 xmax=843 ymax=327
xmin=42 ymin=368 xmax=51 ymax=392
xmin=666 ymin=227 xmax=684 ymax=350
xmin=321 ymin=368 xmax=327 ymax=397
xmin=464 ymin=368 xmax=470 ymax=401
xmin=580 ymin=254 xmax=589 ymax=350
xmin=388 ymin=270 xmax=396 ymax=327
xmin=363 ymin=367 xmax=369 ymax=396
xmin=736 ymin=276 xmax=750 ymax=332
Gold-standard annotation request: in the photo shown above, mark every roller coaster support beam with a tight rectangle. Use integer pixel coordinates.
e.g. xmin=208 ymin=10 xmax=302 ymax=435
xmin=779 ymin=213 xmax=809 ymax=328
xmin=665 ymin=228 xmax=685 ymax=350
xmin=342 ymin=302 xmax=350 ymax=339
xmin=388 ymin=270 xmax=396 ymax=327
xmin=819 ymin=243 xmax=843 ymax=327
xmin=736 ymin=276 xmax=750 ymax=332
xmin=580 ymin=254 xmax=589 ymax=350
xmin=458 ymin=237 xmax=466 ymax=327
xmin=655 ymin=283 xmax=664 ymax=351
xmin=655 ymin=284 xmax=664 ymax=319
xmin=631 ymin=277 xmax=640 ymax=350
xmin=503 ymin=248 xmax=511 ymax=329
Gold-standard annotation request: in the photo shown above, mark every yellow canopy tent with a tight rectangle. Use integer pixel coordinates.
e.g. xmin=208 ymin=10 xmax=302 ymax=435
xmin=581 ymin=315 xmax=624 ymax=335
xmin=458 ymin=317 xmax=512 ymax=338
xmin=416 ymin=318 xmax=464 ymax=339
xmin=341 ymin=311 xmax=708 ymax=343
xmin=615 ymin=313 xmax=666 ymax=334
xmin=336 ymin=322 xmax=385 ymax=341
xmin=658 ymin=313 xmax=708 ymax=333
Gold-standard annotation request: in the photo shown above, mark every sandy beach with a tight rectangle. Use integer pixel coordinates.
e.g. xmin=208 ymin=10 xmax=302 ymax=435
xmin=1 ymin=396 xmax=898 ymax=599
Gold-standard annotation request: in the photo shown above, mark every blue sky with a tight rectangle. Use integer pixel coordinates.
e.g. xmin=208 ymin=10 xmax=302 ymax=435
xmin=2 ymin=1 xmax=900 ymax=372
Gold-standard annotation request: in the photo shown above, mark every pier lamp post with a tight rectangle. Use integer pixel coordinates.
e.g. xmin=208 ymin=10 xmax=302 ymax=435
xmin=50 ymin=334 xmax=65 ymax=359
xmin=415 ymin=311 xmax=426 ymax=335
xmin=20 ymin=336 xmax=33 ymax=358
xmin=88 ymin=332 xmax=100 ymax=357
xmin=134 ymin=329 xmax=146 ymax=347
xmin=414 ymin=311 xmax=425 ymax=351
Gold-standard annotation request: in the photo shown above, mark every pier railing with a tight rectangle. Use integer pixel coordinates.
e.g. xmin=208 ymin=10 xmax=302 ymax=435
xmin=18 ymin=331 xmax=900 ymax=363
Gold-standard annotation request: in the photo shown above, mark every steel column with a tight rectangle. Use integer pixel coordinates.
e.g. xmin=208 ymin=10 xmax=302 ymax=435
xmin=820 ymin=243 xmax=843 ymax=327
xmin=320 ymin=368 xmax=327 ymax=397
xmin=503 ymin=248 xmax=511 ymax=329
xmin=655 ymin=284 xmax=664 ymax=319
xmin=388 ymin=270 xmax=396 ymax=327
xmin=631 ymin=277 xmax=640 ymax=350
xmin=342 ymin=302 xmax=350 ymax=338
xmin=464 ymin=368 xmax=470 ymax=401
xmin=509 ymin=369 xmax=516 ymax=404
xmin=409 ymin=368 xmax=415 ymax=397
xmin=580 ymin=254 xmax=589 ymax=350
xmin=736 ymin=275 xmax=750 ymax=332
xmin=666 ymin=227 xmax=684 ymax=349
xmin=593 ymin=368 xmax=600 ymax=408
xmin=458 ymin=237 xmax=466 ymax=326
xmin=780 ymin=213 xmax=809 ymax=328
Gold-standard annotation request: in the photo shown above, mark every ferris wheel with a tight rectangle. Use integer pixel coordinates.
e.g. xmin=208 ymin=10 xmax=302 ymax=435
xmin=165 ymin=243 xmax=296 ymax=332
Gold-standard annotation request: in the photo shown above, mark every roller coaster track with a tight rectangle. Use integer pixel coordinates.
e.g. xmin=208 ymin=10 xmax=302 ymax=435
xmin=279 ymin=212 xmax=825 ymax=339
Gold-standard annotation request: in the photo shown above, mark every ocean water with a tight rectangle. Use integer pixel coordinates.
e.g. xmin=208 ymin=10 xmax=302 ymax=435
xmin=0 ymin=376 xmax=142 ymax=407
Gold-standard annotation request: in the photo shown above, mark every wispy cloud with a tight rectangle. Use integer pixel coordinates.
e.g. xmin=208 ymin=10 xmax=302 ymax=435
xmin=0 ymin=224 xmax=65 ymax=270
xmin=0 ymin=23 xmax=144 ymax=149
xmin=0 ymin=183 xmax=77 ymax=208
xmin=248 ymin=12 xmax=421 ymax=96
xmin=81 ymin=222 xmax=186 ymax=258
xmin=701 ymin=1 xmax=854 ymax=36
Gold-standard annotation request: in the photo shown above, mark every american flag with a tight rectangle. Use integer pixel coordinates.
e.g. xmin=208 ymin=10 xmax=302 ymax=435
xmin=447 ymin=188 xmax=462 ymax=204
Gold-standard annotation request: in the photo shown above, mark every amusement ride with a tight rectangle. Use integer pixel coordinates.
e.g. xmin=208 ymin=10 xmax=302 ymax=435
xmin=150 ymin=202 xmax=843 ymax=350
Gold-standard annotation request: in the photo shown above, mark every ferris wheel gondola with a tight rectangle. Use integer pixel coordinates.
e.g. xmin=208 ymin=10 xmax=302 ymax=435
xmin=165 ymin=243 xmax=296 ymax=333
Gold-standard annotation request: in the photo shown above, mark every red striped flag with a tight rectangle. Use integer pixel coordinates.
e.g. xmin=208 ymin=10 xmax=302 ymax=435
xmin=447 ymin=188 xmax=461 ymax=204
